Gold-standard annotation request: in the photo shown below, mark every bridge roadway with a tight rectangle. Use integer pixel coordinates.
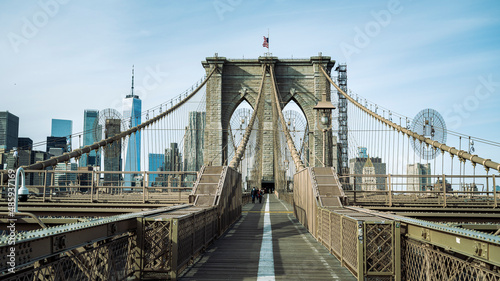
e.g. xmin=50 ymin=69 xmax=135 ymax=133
xmin=179 ymin=194 xmax=355 ymax=280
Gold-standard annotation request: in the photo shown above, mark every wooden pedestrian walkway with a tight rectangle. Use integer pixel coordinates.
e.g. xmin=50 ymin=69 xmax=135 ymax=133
xmin=179 ymin=194 xmax=355 ymax=280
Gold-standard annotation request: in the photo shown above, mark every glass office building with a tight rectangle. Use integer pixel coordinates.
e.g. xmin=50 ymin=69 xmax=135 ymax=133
xmin=123 ymin=68 xmax=142 ymax=186
xmin=0 ymin=111 xmax=19 ymax=150
xmin=51 ymin=119 xmax=72 ymax=151
xmin=80 ymin=110 xmax=100 ymax=167
xmin=148 ymin=153 xmax=165 ymax=186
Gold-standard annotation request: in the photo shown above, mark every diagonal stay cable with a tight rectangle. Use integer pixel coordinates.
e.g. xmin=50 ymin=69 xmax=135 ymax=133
xmin=229 ymin=64 xmax=267 ymax=169
xmin=269 ymin=64 xmax=305 ymax=171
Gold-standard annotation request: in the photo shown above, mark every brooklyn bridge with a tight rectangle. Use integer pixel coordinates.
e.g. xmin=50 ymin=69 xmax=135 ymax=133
xmin=1 ymin=55 xmax=500 ymax=280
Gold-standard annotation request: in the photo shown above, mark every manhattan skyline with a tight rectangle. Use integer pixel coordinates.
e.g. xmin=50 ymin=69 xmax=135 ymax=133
xmin=1 ymin=1 xmax=499 ymax=163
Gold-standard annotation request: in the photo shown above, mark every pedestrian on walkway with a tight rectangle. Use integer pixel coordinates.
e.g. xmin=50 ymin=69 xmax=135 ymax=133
xmin=13 ymin=148 xmax=19 ymax=169
xmin=251 ymin=187 xmax=257 ymax=203
xmin=258 ymin=188 xmax=264 ymax=204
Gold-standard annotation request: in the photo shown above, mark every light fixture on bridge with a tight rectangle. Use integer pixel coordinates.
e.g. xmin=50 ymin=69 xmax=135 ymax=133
xmin=314 ymin=93 xmax=336 ymax=167
xmin=313 ymin=93 xmax=336 ymax=125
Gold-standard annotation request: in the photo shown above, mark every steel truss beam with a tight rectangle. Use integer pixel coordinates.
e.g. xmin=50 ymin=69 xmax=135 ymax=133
xmin=347 ymin=206 xmax=500 ymax=268
xmin=0 ymin=205 xmax=190 ymax=273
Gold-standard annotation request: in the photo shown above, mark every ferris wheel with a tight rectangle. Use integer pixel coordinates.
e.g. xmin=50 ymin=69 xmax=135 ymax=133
xmin=283 ymin=110 xmax=307 ymax=151
xmin=92 ymin=108 xmax=128 ymax=156
xmin=410 ymin=108 xmax=447 ymax=160
xmin=228 ymin=108 xmax=253 ymax=159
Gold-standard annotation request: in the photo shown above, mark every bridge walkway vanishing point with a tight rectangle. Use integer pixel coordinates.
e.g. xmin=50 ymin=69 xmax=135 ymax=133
xmin=179 ymin=194 xmax=355 ymax=280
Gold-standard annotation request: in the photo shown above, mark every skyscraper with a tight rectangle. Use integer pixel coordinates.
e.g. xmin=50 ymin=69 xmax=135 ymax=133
xmin=123 ymin=66 xmax=141 ymax=186
xmin=104 ymin=119 xmax=122 ymax=185
xmin=165 ymin=143 xmax=182 ymax=172
xmin=148 ymin=153 xmax=165 ymax=186
xmin=362 ymin=157 xmax=376 ymax=191
xmin=183 ymin=111 xmax=205 ymax=183
xmin=407 ymin=163 xmax=431 ymax=191
xmin=17 ymin=137 xmax=33 ymax=150
xmin=46 ymin=136 xmax=67 ymax=154
xmin=349 ymin=151 xmax=387 ymax=190
xmin=54 ymin=162 xmax=78 ymax=186
xmin=164 ymin=143 xmax=182 ymax=187
xmin=357 ymin=147 xmax=368 ymax=159
xmin=80 ymin=110 xmax=100 ymax=167
xmin=51 ymin=119 xmax=72 ymax=151
xmin=0 ymin=111 xmax=19 ymax=151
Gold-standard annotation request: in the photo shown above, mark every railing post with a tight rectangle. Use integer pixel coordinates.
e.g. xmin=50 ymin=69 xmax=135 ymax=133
xmin=134 ymin=217 xmax=145 ymax=280
xmin=394 ymin=221 xmax=401 ymax=281
xmin=388 ymin=174 xmax=392 ymax=207
xmin=179 ymin=183 xmax=182 ymax=202
xmin=443 ymin=175 xmax=446 ymax=208
xmin=357 ymin=221 xmax=364 ymax=281
xmin=487 ymin=174 xmax=490 ymax=200
xmin=90 ymin=170 xmax=94 ymax=203
xmin=204 ymin=209 xmax=207 ymax=247
xmin=192 ymin=214 xmax=196 ymax=257
xmin=143 ymin=172 xmax=147 ymax=203
xmin=50 ymin=170 xmax=54 ymax=201
xmin=494 ymin=175 xmax=497 ymax=208
xmin=170 ymin=218 xmax=179 ymax=281
xmin=42 ymin=170 xmax=47 ymax=202
xmin=95 ymin=172 xmax=99 ymax=202
xmin=340 ymin=215 xmax=344 ymax=266
xmin=353 ymin=177 xmax=357 ymax=204
xmin=317 ymin=208 xmax=321 ymax=240
xmin=329 ymin=211 xmax=332 ymax=251
xmin=443 ymin=174 xmax=447 ymax=208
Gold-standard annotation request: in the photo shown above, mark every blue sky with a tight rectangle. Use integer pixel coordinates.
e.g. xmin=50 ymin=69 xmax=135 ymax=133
xmin=1 ymin=0 xmax=499 ymax=165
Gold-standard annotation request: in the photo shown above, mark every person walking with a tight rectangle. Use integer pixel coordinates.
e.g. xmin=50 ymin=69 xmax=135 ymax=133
xmin=258 ymin=188 xmax=264 ymax=204
xmin=251 ymin=187 xmax=257 ymax=203
xmin=13 ymin=148 xmax=19 ymax=169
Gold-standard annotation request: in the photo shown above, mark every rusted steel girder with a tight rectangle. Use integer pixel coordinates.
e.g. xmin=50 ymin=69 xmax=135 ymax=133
xmin=320 ymin=66 xmax=500 ymax=173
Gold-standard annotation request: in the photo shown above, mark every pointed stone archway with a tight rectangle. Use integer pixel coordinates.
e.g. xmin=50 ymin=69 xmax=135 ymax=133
xmin=202 ymin=55 xmax=337 ymax=183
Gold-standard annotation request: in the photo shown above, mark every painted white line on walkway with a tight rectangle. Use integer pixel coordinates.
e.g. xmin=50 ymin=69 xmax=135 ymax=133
xmin=287 ymin=214 xmax=340 ymax=279
xmin=257 ymin=195 xmax=275 ymax=281
xmin=278 ymin=197 xmax=290 ymax=211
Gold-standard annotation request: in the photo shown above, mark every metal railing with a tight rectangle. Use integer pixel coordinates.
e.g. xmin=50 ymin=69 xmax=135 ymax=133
xmin=140 ymin=207 xmax=219 ymax=280
xmin=316 ymin=207 xmax=399 ymax=280
xmin=292 ymin=167 xmax=500 ymax=280
xmin=1 ymin=166 xmax=244 ymax=280
xmin=403 ymin=238 xmax=500 ymax=280
xmin=341 ymin=174 xmax=499 ymax=208
xmin=1 ymin=169 xmax=198 ymax=204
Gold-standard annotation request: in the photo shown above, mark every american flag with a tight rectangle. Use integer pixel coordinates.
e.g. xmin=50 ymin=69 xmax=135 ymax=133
xmin=262 ymin=36 xmax=269 ymax=48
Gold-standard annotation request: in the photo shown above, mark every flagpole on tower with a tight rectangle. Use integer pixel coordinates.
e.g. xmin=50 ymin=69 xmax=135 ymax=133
xmin=267 ymin=28 xmax=270 ymax=56
xmin=262 ymin=30 xmax=270 ymax=56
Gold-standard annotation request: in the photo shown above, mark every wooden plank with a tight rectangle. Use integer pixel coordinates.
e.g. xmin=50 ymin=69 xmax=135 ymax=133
xmin=179 ymin=194 xmax=355 ymax=280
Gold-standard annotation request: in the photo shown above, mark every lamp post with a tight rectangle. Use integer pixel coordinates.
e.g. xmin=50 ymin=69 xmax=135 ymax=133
xmin=314 ymin=92 xmax=336 ymax=167
xmin=15 ymin=167 xmax=29 ymax=213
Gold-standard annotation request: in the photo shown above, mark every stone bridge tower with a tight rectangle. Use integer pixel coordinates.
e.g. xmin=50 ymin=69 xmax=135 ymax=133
xmin=202 ymin=55 xmax=337 ymax=185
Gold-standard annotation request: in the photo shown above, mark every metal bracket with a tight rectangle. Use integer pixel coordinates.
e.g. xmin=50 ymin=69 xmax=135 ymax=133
xmin=53 ymin=235 xmax=67 ymax=252
xmin=107 ymin=223 xmax=117 ymax=236
xmin=473 ymin=242 xmax=488 ymax=258
xmin=421 ymin=229 xmax=431 ymax=241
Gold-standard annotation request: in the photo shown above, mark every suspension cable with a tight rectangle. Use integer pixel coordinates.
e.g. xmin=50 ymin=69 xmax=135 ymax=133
xmin=320 ymin=66 xmax=500 ymax=173
xmin=22 ymin=66 xmax=218 ymax=171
